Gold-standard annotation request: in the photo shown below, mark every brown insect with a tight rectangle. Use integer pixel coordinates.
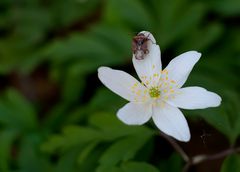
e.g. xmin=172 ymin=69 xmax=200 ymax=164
xmin=132 ymin=33 xmax=151 ymax=60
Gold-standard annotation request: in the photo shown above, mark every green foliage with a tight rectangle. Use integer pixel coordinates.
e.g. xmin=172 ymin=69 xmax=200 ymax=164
xmin=121 ymin=162 xmax=160 ymax=172
xmin=0 ymin=89 xmax=37 ymax=131
xmin=0 ymin=0 xmax=239 ymax=171
xmin=221 ymin=154 xmax=240 ymax=172
xmin=0 ymin=130 xmax=17 ymax=172
xmin=41 ymin=113 xmax=155 ymax=171
xmin=159 ymin=153 xmax=183 ymax=172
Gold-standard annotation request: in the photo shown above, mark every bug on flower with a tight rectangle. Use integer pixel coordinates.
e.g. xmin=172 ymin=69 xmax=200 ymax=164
xmin=98 ymin=31 xmax=222 ymax=142
xmin=132 ymin=33 xmax=151 ymax=60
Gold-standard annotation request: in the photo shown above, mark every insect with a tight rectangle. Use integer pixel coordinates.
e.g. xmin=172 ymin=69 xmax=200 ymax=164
xmin=132 ymin=33 xmax=152 ymax=60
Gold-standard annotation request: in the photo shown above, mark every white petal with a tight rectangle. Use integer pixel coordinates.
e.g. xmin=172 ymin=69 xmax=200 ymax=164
xmin=117 ymin=102 xmax=152 ymax=125
xmin=98 ymin=67 xmax=149 ymax=102
xmin=168 ymin=87 xmax=222 ymax=109
xmin=132 ymin=31 xmax=161 ymax=87
xmin=165 ymin=51 xmax=201 ymax=87
xmin=152 ymin=103 xmax=190 ymax=142
xmin=139 ymin=31 xmax=156 ymax=43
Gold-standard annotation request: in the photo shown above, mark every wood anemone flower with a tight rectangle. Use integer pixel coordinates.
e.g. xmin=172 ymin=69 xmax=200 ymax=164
xmin=98 ymin=31 xmax=221 ymax=142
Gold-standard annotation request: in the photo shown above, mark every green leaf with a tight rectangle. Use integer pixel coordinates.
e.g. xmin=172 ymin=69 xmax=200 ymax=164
xmin=88 ymin=88 xmax=126 ymax=113
xmin=89 ymin=112 xmax=155 ymax=141
xmin=90 ymin=25 xmax=132 ymax=58
xmin=97 ymin=166 xmax=123 ymax=172
xmin=221 ymin=154 xmax=240 ymax=172
xmin=121 ymin=162 xmax=160 ymax=172
xmin=18 ymin=134 xmax=52 ymax=172
xmin=0 ymin=130 xmax=18 ymax=172
xmin=104 ymin=0 xmax=153 ymax=29
xmin=45 ymin=33 xmax=117 ymax=64
xmin=97 ymin=162 xmax=160 ymax=172
xmin=77 ymin=141 xmax=99 ymax=164
xmin=178 ymin=23 xmax=223 ymax=51
xmin=0 ymin=89 xmax=37 ymax=131
xmin=153 ymin=0 xmax=206 ymax=49
xmin=61 ymin=66 xmax=86 ymax=103
xmin=159 ymin=153 xmax=183 ymax=172
xmin=41 ymin=125 xmax=101 ymax=153
xmin=54 ymin=149 xmax=79 ymax=172
xmin=208 ymin=0 xmax=240 ymax=16
xmin=50 ymin=0 xmax=99 ymax=27
xmin=99 ymin=135 xmax=151 ymax=167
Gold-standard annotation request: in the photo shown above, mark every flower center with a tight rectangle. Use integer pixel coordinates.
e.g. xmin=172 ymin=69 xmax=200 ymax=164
xmin=149 ymin=87 xmax=160 ymax=98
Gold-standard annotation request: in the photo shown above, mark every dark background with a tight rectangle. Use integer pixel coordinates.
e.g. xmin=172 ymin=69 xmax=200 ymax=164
xmin=0 ymin=0 xmax=240 ymax=172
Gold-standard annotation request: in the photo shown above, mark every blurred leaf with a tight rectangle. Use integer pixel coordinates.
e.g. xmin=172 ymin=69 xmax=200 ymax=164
xmin=54 ymin=149 xmax=79 ymax=172
xmin=104 ymin=0 xmax=153 ymax=29
xmin=208 ymin=0 xmax=240 ymax=16
xmin=159 ymin=153 xmax=183 ymax=172
xmin=89 ymin=113 xmax=155 ymax=140
xmin=178 ymin=23 xmax=223 ymax=51
xmin=0 ymin=89 xmax=37 ymax=131
xmin=10 ymin=7 xmax=52 ymax=45
xmin=45 ymin=33 xmax=116 ymax=64
xmin=77 ymin=141 xmax=99 ymax=164
xmin=49 ymin=0 xmax=99 ymax=27
xmin=97 ymin=166 xmax=123 ymax=172
xmin=43 ymin=113 xmax=155 ymax=153
xmin=0 ymin=130 xmax=18 ymax=172
xmin=97 ymin=162 xmax=159 ymax=172
xmin=65 ymin=88 xmax=126 ymax=124
xmin=18 ymin=134 xmax=52 ymax=172
xmin=78 ymin=144 xmax=104 ymax=172
xmin=88 ymin=88 xmax=126 ymax=113
xmin=221 ymin=154 xmax=240 ymax=172
xmin=121 ymin=161 xmax=160 ymax=172
xmin=99 ymin=135 xmax=151 ymax=167
xmin=41 ymin=125 xmax=101 ymax=153
xmin=42 ymin=103 xmax=70 ymax=131
xmin=152 ymin=0 xmax=206 ymax=49
xmin=61 ymin=66 xmax=86 ymax=103
xmin=90 ymin=25 xmax=132 ymax=55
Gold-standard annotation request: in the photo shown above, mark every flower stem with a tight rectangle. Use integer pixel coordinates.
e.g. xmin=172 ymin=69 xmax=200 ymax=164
xmin=159 ymin=132 xmax=240 ymax=172
xmin=183 ymin=147 xmax=240 ymax=172
xmin=159 ymin=132 xmax=189 ymax=162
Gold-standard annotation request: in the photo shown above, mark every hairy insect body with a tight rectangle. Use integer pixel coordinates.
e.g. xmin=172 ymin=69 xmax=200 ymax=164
xmin=132 ymin=33 xmax=151 ymax=60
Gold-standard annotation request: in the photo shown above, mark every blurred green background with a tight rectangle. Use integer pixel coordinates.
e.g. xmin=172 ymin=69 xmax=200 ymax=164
xmin=0 ymin=0 xmax=240 ymax=172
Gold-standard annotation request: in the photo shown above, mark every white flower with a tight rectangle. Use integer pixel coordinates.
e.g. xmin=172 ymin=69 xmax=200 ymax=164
xmin=98 ymin=31 xmax=221 ymax=142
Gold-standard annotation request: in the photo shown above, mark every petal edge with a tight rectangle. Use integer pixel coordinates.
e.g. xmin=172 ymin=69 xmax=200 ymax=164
xmin=117 ymin=102 xmax=152 ymax=125
xmin=167 ymin=87 xmax=222 ymax=109
xmin=98 ymin=67 xmax=149 ymax=102
xmin=165 ymin=51 xmax=201 ymax=87
xmin=153 ymin=103 xmax=190 ymax=142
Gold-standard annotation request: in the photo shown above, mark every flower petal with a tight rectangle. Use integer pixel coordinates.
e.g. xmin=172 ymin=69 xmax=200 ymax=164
xmin=98 ymin=67 xmax=149 ymax=102
xmin=117 ymin=102 xmax=152 ymax=125
xmin=132 ymin=31 xmax=161 ymax=87
xmin=167 ymin=87 xmax=222 ymax=109
xmin=165 ymin=51 xmax=201 ymax=87
xmin=152 ymin=103 xmax=190 ymax=142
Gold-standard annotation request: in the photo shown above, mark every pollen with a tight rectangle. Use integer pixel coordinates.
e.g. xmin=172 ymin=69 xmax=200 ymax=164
xmin=149 ymin=87 xmax=161 ymax=98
